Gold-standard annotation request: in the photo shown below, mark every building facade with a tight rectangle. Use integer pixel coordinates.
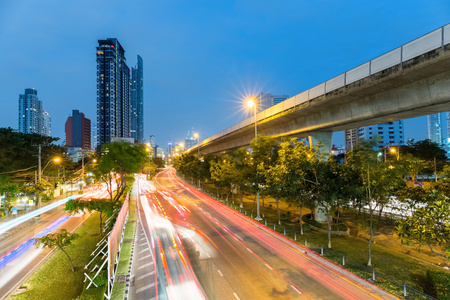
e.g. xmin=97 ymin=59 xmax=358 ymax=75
xmin=96 ymin=38 xmax=130 ymax=148
xmin=18 ymin=88 xmax=51 ymax=136
xmin=345 ymin=121 xmax=404 ymax=150
xmin=42 ymin=109 xmax=51 ymax=136
xmin=258 ymin=93 xmax=289 ymax=111
xmin=130 ymin=55 xmax=144 ymax=143
xmin=65 ymin=110 xmax=91 ymax=150
xmin=427 ymin=112 xmax=450 ymax=158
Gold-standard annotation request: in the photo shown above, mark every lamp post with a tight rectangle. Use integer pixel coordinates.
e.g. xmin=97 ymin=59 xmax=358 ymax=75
xmin=194 ymin=133 xmax=200 ymax=157
xmin=41 ymin=157 xmax=61 ymax=182
xmin=246 ymin=97 xmax=262 ymax=221
xmin=146 ymin=143 xmax=152 ymax=180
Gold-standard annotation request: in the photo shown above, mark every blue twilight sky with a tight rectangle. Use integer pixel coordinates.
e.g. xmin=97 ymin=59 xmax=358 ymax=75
xmin=0 ymin=1 xmax=449 ymax=149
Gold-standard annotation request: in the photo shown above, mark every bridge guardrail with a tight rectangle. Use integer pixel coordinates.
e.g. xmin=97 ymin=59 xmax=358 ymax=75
xmin=191 ymin=24 xmax=450 ymax=151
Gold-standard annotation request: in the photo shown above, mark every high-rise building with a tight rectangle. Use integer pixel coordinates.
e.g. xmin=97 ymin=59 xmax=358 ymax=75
xmin=130 ymin=55 xmax=144 ymax=143
xmin=258 ymin=93 xmax=289 ymax=111
xmin=427 ymin=112 xmax=447 ymax=145
xmin=91 ymin=123 xmax=97 ymax=150
xmin=345 ymin=121 xmax=404 ymax=150
xmin=18 ymin=88 xmax=51 ymax=136
xmin=185 ymin=128 xmax=197 ymax=149
xmin=96 ymin=38 xmax=130 ymax=148
xmin=42 ymin=109 xmax=51 ymax=136
xmin=65 ymin=110 xmax=91 ymax=150
xmin=427 ymin=112 xmax=450 ymax=158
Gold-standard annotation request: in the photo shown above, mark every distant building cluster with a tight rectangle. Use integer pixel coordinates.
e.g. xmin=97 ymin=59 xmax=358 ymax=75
xmin=345 ymin=121 xmax=404 ymax=150
xmin=18 ymin=88 xmax=51 ymax=136
xmin=96 ymin=38 xmax=144 ymax=148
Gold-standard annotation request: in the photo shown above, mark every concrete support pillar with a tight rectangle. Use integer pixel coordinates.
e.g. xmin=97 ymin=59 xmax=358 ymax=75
xmin=308 ymin=131 xmax=332 ymax=154
xmin=308 ymin=131 xmax=332 ymax=224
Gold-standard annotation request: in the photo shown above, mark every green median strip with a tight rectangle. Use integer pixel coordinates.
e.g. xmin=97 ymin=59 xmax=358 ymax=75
xmin=10 ymin=212 xmax=103 ymax=300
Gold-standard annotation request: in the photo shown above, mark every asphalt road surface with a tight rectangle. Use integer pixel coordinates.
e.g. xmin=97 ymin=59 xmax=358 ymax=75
xmin=138 ymin=168 xmax=398 ymax=300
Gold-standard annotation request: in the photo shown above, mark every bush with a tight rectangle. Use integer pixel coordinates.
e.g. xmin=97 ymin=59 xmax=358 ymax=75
xmin=427 ymin=270 xmax=450 ymax=300
xmin=301 ymin=223 xmax=311 ymax=232
xmin=92 ymin=271 xmax=107 ymax=287
xmin=331 ymin=223 xmax=348 ymax=231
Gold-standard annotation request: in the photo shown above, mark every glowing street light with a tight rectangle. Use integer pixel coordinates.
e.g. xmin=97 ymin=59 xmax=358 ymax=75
xmin=41 ymin=157 xmax=62 ymax=183
xmin=194 ymin=132 xmax=200 ymax=157
xmin=246 ymin=96 xmax=262 ymax=221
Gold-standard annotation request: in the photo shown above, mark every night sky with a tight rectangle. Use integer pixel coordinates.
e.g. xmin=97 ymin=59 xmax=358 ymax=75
xmin=1 ymin=1 xmax=449 ymax=149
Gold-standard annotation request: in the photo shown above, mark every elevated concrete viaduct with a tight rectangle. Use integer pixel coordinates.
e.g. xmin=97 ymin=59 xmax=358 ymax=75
xmin=191 ymin=25 xmax=450 ymax=155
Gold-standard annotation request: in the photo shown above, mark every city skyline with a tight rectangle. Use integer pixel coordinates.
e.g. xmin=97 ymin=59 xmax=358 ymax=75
xmin=2 ymin=1 xmax=450 ymax=147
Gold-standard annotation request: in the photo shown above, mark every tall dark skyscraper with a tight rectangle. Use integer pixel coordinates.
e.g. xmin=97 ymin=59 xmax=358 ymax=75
xmin=96 ymin=38 xmax=130 ymax=148
xmin=65 ymin=110 xmax=91 ymax=149
xmin=130 ymin=55 xmax=144 ymax=143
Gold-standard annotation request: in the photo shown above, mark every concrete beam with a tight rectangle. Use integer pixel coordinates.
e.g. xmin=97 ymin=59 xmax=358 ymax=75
xmin=198 ymin=49 xmax=450 ymax=155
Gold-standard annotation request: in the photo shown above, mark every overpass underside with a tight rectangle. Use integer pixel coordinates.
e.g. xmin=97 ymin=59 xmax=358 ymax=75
xmin=200 ymin=47 xmax=450 ymax=155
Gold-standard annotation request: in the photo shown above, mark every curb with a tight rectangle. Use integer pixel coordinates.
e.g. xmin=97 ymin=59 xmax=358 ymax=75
xmin=124 ymin=218 xmax=137 ymax=299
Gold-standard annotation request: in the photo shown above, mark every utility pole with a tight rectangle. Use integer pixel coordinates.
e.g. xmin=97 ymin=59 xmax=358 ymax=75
xmin=38 ymin=145 xmax=42 ymax=183
xmin=81 ymin=151 xmax=85 ymax=179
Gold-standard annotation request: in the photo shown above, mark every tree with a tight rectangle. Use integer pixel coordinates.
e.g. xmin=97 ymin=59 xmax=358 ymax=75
xmin=34 ymin=229 xmax=79 ymax=272
xmin=395 ymin=191 xmax=450 ymax=260
xmin=402 ymin=139 xmax=447 ymax=173
xmin=266 ymin=139 xmax=312 ymax=231
xmin=348 ymin=140 xmax=405 ymax=266
xmin=65 ymin=199 xmax=117 ymax=234
xmin=97 ymin=142 xmax=146 ymax=201
xmin=210 ymin=155 xmax=236 ymax=201
xmin=0 ymin=175 xmax=19 ymax=216
xmin=401 ymin=153 xmax=423 ymax=183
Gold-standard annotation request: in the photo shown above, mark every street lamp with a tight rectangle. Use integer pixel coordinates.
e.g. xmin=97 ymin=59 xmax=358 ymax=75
xmin=194 ymin=132 xmax=199 ymax=157
xmin=41 ymin=157 xmax=61 ymax=181
xmin=390 ymin=147 xmax=399 ymax=160
xmin=247 ymin=98 xmax=257 ymax=139
xmin=246 ymin=96 xmax=262 ymax=221
xmin=146 ymin=146 xmax=152 ymax=180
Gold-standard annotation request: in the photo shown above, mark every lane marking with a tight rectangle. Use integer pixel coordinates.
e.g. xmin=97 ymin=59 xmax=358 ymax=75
xmin=217 ymin=269 xmax=223 ymax=277
xmin=138 ymin=254 xmax=152 ymax=260
xmin=233 ymin=292 xmax=240 ymax=300
xmin=137 ymin=271 xmax=155 ymax=280
xmin=138 ymin=262 xmax=154 ymax=270
xmin=138 ymin=248 xmax=149 ymax=254
xmin=136 ymin=282 xmax=155 ymax=293
xmin=290 ymin=285 xmax=302 ymax=295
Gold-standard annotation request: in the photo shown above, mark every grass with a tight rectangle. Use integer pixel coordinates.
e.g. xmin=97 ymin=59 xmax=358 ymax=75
xmin=116 ymin=242 xmax=132 ymax=276
xmin=110 ymin=282 xmax=126 ymax=300
xmin=198 ymin=182 xmax=450 ymax=298
xmin=124 ymin=221 xmax=136 ymax=240
xmin=10 ymin=212 xmax=103 ymax=300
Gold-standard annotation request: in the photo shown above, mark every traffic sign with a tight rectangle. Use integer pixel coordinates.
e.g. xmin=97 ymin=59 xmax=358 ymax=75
xmin=11 ymin=207 xmax=17 ymax=215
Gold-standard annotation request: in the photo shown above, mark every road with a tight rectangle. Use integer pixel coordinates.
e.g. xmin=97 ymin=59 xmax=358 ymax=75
xmin=136 ymin=168 xmax=398 ymax=300
xmin=0 ymin=186 xmax=110 ymax=299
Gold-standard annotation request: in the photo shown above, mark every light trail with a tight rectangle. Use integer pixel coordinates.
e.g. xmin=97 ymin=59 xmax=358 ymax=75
xmin=138 ymin=179 xmax=207 ymax=300
xmin=155 ymin=168 xmax=398 ymax=300
xmin=0 ymin=195 xmax=79 ymax=236
xmin=0 ymin=215 xmax=70 ymax=270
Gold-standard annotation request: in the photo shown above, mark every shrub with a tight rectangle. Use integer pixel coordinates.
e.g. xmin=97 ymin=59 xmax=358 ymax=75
xmin=301 ymin=223 xmax=311 ymax=232
xmin=427 ymin=270 xmax=450 ymax=300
